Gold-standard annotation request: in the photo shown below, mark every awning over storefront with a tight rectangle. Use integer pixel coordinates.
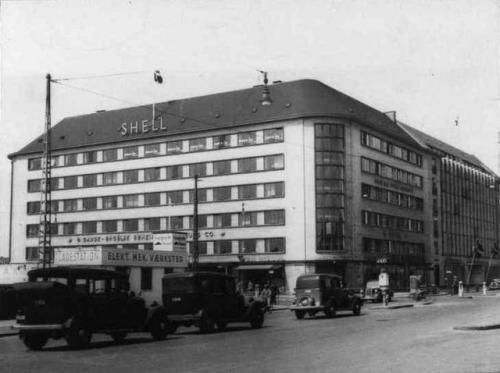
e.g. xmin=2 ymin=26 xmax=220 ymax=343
xmin=234 ymin=264 xmax=282 ymax=271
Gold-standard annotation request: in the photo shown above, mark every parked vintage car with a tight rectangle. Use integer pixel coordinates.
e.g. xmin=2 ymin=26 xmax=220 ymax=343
xmin=488 ymin=279 xmax=500 ymax=290
xmin=13 ymin=266 xmax=170 ymax=350
xmin=290 ymin=273 xmax=362 ymax=319
xmin=362 ymin=280 xmax=393 ymax=303
xmin=162 ymin=272 xmax=266 ymax=333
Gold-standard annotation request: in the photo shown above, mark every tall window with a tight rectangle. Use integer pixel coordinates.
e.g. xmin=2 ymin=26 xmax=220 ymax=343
xmin=123 ymin=195 xmax=139 ymax=208
xmin=141 ymin=268 xmax=152 ymax=290
xmin=103 ymin=172 xmax=119 ymax=185
xmin=315 ymin=123 xmax=345 ymax=252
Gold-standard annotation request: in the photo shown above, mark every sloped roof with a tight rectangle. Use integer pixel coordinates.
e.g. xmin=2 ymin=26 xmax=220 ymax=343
xmin=9 ymin=79 xmax=421 ymax=158
xmin=398 ymin=122 xmax=495 ymax=174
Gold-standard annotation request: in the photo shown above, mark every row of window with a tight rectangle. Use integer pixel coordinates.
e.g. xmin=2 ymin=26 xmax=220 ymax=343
xmin=26 ymin=209 xmax=286 ymax=237
xmin=28 ymin=128 xmax=284 ymax=170
xmin=361 ymin=210 xmax=424 ymax=233
xmin=25 ymin=237 xmax=286 ymax=263
xmin=361 ymin=157 xmax=423 ymax=188
xmin=361 ymin=131 xmax=423 ymax=167
xmin=27 ymin=181 xmax=285 ymax=215
xmin=361 ymin=183 xmax=424 ymax=210
xmin=362 ymin=237 xmax=425 ymax=257
xmin=27 ymin=154 xmax=284 ymax=193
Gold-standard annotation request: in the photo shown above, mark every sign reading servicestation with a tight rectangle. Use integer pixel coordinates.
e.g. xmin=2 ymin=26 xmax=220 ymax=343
xmin=153 ymin=232 xmax=187 ymax=252
xmin=54 ymin=247 xmax=187 ymax=268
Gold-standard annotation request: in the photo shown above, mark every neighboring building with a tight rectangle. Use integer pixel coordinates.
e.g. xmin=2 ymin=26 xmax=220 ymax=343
xmin=6 ymin=79 xmax=498 ymax=297
xmin=401 ymin=124 xmax=500 ymax=286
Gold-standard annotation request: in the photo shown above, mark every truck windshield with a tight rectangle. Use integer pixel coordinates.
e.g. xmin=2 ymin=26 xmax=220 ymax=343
xmin=163 ymin=278 xmax=196 ymax=293
xmin=296 ymin=277 xmax=320 ymax=289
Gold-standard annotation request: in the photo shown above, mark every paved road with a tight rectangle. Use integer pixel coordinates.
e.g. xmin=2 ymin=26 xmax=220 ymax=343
xmin=2 ymin=296 xmax=500 ymax=373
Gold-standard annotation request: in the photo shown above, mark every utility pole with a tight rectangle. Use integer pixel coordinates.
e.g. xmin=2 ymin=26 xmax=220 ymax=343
xmin=39 ymin=74 xmax=53 ymax=269
xmin=192 ymin=175 xmax=199 ymax=272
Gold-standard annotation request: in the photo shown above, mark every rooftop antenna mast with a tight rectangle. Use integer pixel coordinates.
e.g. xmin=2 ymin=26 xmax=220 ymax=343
xmin=39 ymin=73 xmax=53 ymax=269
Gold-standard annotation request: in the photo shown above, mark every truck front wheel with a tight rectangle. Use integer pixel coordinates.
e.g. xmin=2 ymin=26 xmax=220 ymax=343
xmin=22 ymin=332 xmax=48 ymax=350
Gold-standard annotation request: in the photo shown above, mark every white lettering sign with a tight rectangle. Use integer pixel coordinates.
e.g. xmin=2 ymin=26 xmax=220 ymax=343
xmin=153 ymin=232 xmax=187 ymax=252
xmin=120 ymin=116 xmax=167 ymax=136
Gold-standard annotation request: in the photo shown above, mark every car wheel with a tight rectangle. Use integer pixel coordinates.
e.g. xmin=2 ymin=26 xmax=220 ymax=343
xmin=353 ymin=301 xmax=362 ymax=316
xmin=199 ymin=311 xmax=215 ymax=334
xmin=250 ymin=310 xmax=264 ymax=329
xmin=111 ymin=332 xmax=127 ymax=343
xmin=295 ymin=311 xmax=305 ymax=319
xmin=66 ymin=319 xmax=92 ymax=349
xmin=216 ymin=320 xmax=227 ymax=331
xmin=22 ymin=332 xmax=48 ymax=351
xmin=150 ymin=315 xmax=169 ymax=341
xmin=324 ymin=302 xmax=336 ymax=318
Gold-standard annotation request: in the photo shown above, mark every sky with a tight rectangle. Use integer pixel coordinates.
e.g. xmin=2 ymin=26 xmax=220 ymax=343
xmin=0 ymin=0 xmax=498 ymax=259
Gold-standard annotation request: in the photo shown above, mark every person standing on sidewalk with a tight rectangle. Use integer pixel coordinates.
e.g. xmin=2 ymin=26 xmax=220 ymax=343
xmin=379 ymin=269 xmax=390 ymax=306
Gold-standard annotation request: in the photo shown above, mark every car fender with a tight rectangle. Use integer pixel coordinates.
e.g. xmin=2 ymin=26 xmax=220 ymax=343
xmin=244 ymin=300 xmax=265 ymax=318
xmin=145 ymin=304 xmax=168 ymax=328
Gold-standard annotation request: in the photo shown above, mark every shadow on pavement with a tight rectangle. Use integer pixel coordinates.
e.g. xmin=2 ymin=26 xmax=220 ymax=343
xmin=293 ymin=313 xmax=367 ymax=321
xmin=40 ymin=336 xmax=182 ymax=352
xmin=177 ymin=325 xmax=271 ymax=336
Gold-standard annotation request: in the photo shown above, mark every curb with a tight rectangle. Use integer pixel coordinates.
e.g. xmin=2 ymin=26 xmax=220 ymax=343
xmin=369 ymin=303 xmax=414 ymax=310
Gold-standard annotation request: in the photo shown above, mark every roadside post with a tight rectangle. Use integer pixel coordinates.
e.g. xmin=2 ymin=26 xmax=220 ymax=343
xmin=458 ymin=281 xmax=464 ymax=297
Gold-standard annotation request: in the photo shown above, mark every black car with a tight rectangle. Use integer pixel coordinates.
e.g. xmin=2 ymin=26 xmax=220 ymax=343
xmin=290 ymin=273 xmax=363 ymax=319
xmin=162 ymin=272 xmax=266 ymax=333
xmin=13 ymin=266 xmax=170 ymax=350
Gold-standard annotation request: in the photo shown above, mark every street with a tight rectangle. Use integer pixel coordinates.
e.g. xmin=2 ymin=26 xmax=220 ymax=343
xmin=2 ymin=296 xmax=500 ymax=373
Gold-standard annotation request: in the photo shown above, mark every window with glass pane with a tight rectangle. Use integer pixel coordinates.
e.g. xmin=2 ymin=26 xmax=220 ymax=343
xmin=263 ymin=128 xmax=284 ymax=143
xmin=167 ymin=191 xmax=183 ymax=205
xmin=28 ymin=179 xmax=41 ymax=193
xmin=123 ymin=170 xmax=138 ymax=183
xmin=103 ymin=220 xmax=117 ymax=233
xmin=103 ymin=172 xmax=118 ymax=185
xmin=63 ymin=223 xmax=76 ymax=235
xmin=50 ymin=177 xmax=60 ymax=191
xmin=64 ymin=154 xmax=78 ymax=166
xmin=26 ymin=224 xmax=39 ymax=237
xmin=189 ymin=163 xmax=206 ymax=177
xmin=237 ymin=132 xmax=257 ymax=146
xmin=197 ymin=241 xmax=208 ymax=255
xmin=237 ymin=158 xmax=257 ymax=173
xmin=28 ymin=158 xmax=42 ymax=170
xmin=82 ymin=174 xmax=97 ymax=187
xmin=144 ymin=217 xmax=161 ymax=231
xmin=144 ymin=167 xmax=161 ymax=182
xmin=144 ymin=143 xmax=161 ymax=157
xmin=83 ymin=151 xmax=97 ymax=164
xmin=166 ymin=165 xmax=182 ymax=179
xmin=141 ymin=268 xmax=152 ymax=290
xmin=239 ymin=239 xmax=256 ymax=253
xmin=144 ymin=192 xmax=161 ymax=206
xmin=170 ymin=216 xmax=184 ymax=229
xmin=264 ymin=182 xmax=284 ymax=198
xmin=103 ymin=148 xmax=117 ymax=162
xmin=214 ymin=214 xmax=232 ymax=228
xmin=64 ymin=176 xmax=78 ymax=189
xmin=264 ymin=210 xmax=285 ymax=225
xmin=63 ymin=199 xmax=78 ymax=212
xmin=264 ymin=154 xmax=284 ymax=170
xmin=123 ymin=194 xmax=139 ymax=208
xmin=123 ymin=146 xmax=139 ymax=159
xmin=189 ymin=189 xmax=207 ymax=203
xmin=123 ymin=219 xmax=138 ymax=232
xmin=26 ymin=247 xmax=40 ymax=261
xmin=27 ymin=201 xmax=40 ymax=215
xmin=166 ymin=141 xmax=182 ymax=154
xmin=213 ymin=186 xmax=231 ymax=201
xmin=213 ymin=160 xmax=231 ymax=175
xmin=265 ymin=238 xmax=285 ymax=253
xmin=214 ymin=241 xmax=232 ymax=255
xmin=102 ymin=196 xmax=117 ymax=209
xmin=189 ymin=138 xmax=206 ymax=152
xmin=48 ymin=200 xmax=59 ymax=213
xmin=213 ymin=134 xmax=231 ymax=149
xmin=238 ymin=185 xmax=257 ymax=199
xmin=82 ymin=221 xmax=97 ymax=234
xmin=240 ymin=211 xmax=257 ymax=226
xmin=82 ymin=197 xmax=97 ymax=210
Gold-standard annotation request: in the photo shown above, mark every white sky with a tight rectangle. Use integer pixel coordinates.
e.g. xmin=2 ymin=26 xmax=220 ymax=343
xmin=0 ymin=0 xmax=498 ymax=258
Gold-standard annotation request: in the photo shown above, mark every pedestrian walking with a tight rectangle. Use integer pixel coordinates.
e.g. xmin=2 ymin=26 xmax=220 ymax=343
xmin=260 ymin=283 xmax=272 ymax=312
xmin=270 ymin=282 xmax=279 ymax=310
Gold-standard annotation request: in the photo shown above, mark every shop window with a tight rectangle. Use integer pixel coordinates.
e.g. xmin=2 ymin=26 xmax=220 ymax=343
xmin=103 ymin=148 xmax=118 ymax=162
xmin=263 ymin=128 xmax=283 ymax=143
xmin=141 ymin=268 xmax=152 ymax=291
xmin=265 ymin=238 xmax=285 ymax=253
xmin=144 ymin=167 xmax=161 ymax=182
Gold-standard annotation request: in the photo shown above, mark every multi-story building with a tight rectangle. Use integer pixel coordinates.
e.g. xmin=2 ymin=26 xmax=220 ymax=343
xmin=6 ymin=79 xmax=497 ymax=300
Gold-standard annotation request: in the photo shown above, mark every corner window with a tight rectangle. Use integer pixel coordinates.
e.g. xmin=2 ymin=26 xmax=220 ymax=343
xmin=264 ymin=154 xmax=284 ymax=170
xmin=265 ymin=238 xmax=285 ymax=253
xmin=28 ymin=158 xmax=42 ymax=170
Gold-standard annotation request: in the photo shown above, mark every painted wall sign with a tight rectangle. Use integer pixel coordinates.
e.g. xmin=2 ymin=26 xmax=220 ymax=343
xmin=62 ymin=233 xmax=155 ymax=246
xmin=54 ymin=247 xmax=187 ymax=268
xmin=119 ymin=116 xmax=167 ymax=136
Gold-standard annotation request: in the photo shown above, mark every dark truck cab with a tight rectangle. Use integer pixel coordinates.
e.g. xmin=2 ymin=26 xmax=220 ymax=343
xmin=13 ymin=266 xmax=170 ymax=350
xmin=290 ymin=274 xmax=362 ymax=319
xmin=162 ymin=272 xmax=266 ymax=333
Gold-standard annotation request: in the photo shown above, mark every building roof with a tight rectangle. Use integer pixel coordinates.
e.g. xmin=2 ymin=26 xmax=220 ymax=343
xmin=398 ymin=122 xmax=496 ymax=175
xmin=9 ymin=79 xmax=422 ymax=159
